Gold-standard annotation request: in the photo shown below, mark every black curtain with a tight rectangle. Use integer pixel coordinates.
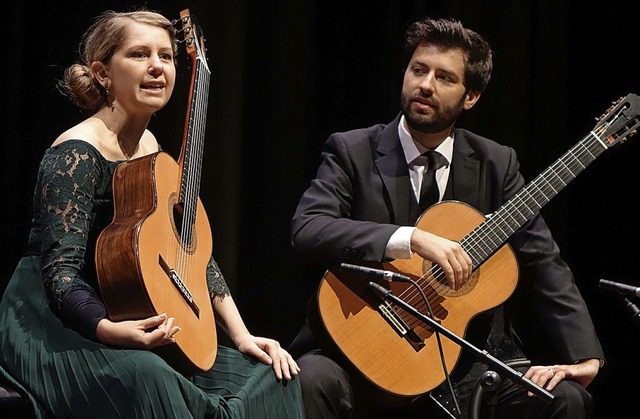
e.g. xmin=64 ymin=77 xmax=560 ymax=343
xmin=2 ymin=1 xmax=639 ymax=416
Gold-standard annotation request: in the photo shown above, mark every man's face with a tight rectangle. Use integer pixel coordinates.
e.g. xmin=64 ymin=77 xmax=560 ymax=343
xmin=400 ymin=43 xmax=479 ymax=135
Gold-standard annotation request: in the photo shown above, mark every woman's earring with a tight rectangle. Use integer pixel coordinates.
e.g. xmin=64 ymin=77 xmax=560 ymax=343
xmin=104 ymin=81 xmax=114 ymax=111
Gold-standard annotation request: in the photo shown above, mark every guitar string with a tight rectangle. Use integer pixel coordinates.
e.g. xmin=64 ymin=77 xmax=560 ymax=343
xmin=398 ymin=131 xmax=599 ymax=294
xmin=187 ymin=61 xmax=210 ymax=287
xmin=177 ymin=54 xmax=210 ymax=286
xmin=182 ymin=60 xmax=202 ymax=279
xmin=393 ymin=131 xmax=607 ymax=331
xmin=176 ymin=60 xmax=197 ymax=280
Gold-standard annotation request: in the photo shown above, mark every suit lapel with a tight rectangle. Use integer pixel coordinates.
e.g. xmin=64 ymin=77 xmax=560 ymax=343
xmin=374 ymin=115 xmax=415 ymax=226
xmin=444 ymin=130 xmax=482 ymax=206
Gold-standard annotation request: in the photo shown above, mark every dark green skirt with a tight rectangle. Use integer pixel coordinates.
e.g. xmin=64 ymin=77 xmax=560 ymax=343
xmin=0 ymin=256 xmax=304 ymax=418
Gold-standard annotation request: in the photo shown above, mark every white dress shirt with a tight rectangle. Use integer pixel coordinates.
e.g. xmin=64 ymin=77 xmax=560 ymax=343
xmin=385 ymin=115 xmax=453 ymax=259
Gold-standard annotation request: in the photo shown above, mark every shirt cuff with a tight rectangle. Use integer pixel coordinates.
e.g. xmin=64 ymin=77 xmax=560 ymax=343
xmin=385 ymin=226 xmax=416 ymax=260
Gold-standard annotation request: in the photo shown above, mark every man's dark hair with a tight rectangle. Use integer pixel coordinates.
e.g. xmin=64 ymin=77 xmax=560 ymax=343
xmin=402 ymin=17 xmax=493 ymax=93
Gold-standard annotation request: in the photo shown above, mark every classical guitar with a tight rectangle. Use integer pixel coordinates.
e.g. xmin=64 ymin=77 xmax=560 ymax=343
xmin=317 ymin=94 xmax=640 ymax=399
xmin=96 ymin=10 xmax=216 ymax=375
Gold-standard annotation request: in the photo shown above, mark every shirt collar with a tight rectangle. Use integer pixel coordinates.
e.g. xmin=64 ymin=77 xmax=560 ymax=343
xmin=398 ymin=114 xmax=454 ymax=166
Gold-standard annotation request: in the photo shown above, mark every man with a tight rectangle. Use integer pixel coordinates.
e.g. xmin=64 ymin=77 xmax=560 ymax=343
xmin=289 ymin=17 xmax=604 ymax=418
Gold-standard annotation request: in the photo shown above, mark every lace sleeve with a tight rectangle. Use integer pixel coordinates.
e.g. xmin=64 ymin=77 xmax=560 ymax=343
xmin=37 ymin=143 xmax=107 ymax=334
xmin=207 ymin=257 xmax=230 ymax=299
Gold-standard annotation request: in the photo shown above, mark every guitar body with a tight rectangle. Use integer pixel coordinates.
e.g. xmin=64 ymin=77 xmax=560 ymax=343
xmin=317 ymin=201 xmax=518 ymax=399
xmin=96 ymin=151 xmax=217 ymax=375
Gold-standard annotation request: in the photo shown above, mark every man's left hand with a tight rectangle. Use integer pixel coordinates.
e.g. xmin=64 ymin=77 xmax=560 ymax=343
xmin=524 ymin=358 xmax=601 ymax=397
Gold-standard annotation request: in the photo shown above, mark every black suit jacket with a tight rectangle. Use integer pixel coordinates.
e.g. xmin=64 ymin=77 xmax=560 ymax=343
xmin=291 ymin=114 xmax=604 ymax=365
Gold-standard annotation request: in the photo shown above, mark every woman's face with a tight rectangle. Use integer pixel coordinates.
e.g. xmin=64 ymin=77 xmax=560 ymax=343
xmin=104 ymin=21 xmax=176 ymax=116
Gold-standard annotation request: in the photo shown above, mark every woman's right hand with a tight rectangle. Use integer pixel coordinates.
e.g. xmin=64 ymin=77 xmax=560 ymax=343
xmin=95 ymin=313 xmax=181 ymax=349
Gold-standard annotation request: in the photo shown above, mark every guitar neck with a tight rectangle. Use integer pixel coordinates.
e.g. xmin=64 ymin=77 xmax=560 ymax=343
xmin=462 ymin=131 xmax=610 ymax=268
xmin=175 ymin=13 xmax=211 ymax=249
xmin=179 ymin=56 xmax=210 ymax=211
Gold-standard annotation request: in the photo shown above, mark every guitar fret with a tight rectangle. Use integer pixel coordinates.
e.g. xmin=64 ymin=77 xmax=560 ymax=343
xmin=556 ymin=159 xmax=574 ymax=178
xmin=566 ymin=149 xmax=586 ymax=170
xmin=526 ymin=182 xmax=550 ymax=207
xmin=542 ymin=181 xmax=559 ymax=195
xmin=584 ymin=146 xmax=596 ymax=159
xmin=542 ymin=168 xmax=561 ymax=193
xmin=492 ymin=222 xmax=509 ymax=240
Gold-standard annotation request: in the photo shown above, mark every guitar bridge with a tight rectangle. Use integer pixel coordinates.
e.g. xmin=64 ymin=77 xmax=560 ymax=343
xmin=159 ymin=255 xmax=200 ymax=318
xmin=371 ymin=293 xmax=425 ymax=352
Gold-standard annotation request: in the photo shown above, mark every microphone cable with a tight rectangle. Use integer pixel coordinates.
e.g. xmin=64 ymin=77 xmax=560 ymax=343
xmin=399 ymin=274 xmax=463 ymax=419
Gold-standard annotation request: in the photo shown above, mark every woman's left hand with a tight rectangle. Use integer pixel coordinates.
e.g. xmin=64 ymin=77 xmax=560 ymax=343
xmin=236 ymin=335 xmax=301 ymax=381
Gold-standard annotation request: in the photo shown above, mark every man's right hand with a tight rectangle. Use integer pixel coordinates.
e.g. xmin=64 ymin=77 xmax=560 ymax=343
xmin=410 ymin=228 xmax=472 ymax=290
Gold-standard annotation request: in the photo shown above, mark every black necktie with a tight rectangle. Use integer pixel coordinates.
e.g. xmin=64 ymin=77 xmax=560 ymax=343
xmin=419 ymin=151 xmax=442 ymax=211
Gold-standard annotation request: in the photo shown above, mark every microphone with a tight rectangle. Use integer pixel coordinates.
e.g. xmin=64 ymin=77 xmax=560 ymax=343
xmin=339 ymin=263 xmax=412 ymax=282
xmin=367 ymin=281 xmax=392 ymax=299
xmin=598 ymin=279 xmax=640 ymax=298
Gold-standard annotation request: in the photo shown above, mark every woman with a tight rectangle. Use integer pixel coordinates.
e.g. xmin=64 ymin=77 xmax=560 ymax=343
xmin=0 ymin=9 xmax=303 ymax=418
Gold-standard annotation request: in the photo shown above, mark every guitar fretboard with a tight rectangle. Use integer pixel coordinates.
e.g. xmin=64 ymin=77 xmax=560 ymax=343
xmin=179 ymin=54 xmax=211 ymax=246
xmin=461 ymin=131 xmax=609 ymax=269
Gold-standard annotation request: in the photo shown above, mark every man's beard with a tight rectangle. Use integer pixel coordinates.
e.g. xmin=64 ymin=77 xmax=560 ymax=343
xmin=400 ymin=92 xmax=466 ymax=134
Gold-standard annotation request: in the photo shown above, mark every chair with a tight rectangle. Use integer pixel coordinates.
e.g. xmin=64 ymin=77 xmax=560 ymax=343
xmin=468 ymin=358 xmax=532 ymax=419
xmin=0 ymin=379 xmax=33 ymax=418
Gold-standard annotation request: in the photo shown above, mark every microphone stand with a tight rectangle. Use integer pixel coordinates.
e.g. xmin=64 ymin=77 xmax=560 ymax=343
xmin=623 ymin=297 xmax=640 ymax=330
xmin=367 ymin=281 xmax=554 ymax=404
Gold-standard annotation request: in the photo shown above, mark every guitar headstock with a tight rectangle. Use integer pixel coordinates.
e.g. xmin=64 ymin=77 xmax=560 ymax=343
xmin=594 ymin=93 xmax=640 ymax=147
xmin=177 ymin=9 xmax=209 ymax=71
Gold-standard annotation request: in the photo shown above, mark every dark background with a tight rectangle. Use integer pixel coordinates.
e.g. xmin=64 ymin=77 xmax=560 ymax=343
xmin=2 ymin=1 xmax=639 ymax=417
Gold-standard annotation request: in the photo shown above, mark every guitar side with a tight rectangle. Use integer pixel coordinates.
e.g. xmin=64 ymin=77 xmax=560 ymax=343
xmin=96 ymin=151 xmax=217 ymax=375
xmin=317 ymin=201 xmax=518 ymax=399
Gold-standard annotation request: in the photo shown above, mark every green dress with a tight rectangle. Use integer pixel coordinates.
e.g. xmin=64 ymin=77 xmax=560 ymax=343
xmin=0 ymin=140 xmax=304 ymax=418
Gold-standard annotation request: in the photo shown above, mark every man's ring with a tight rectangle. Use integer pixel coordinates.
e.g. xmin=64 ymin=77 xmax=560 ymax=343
xmin=548 ymin=368 xmax=555 ymax=374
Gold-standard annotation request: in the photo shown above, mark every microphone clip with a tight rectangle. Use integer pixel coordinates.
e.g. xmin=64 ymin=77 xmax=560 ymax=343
xmin=339 ymin=263 xmax=412 ymax=283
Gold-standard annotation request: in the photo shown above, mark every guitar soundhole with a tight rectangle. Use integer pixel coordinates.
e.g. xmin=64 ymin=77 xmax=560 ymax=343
xmin=168 ymin=192 xmax=197 ymax=254
xmin=421 ymin=260 xmax=480 ymax=297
